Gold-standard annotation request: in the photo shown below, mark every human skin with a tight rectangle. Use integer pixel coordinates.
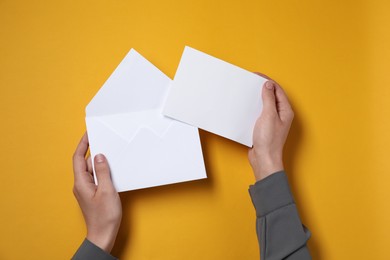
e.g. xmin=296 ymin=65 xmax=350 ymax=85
xmin=72 ymin=134 xmax=122 ymax=253
xmin=248 ymin=76 xmax=294 ymax=181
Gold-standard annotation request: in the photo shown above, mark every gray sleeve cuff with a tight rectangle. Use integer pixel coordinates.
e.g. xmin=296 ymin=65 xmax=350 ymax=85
xmin=249 ymin=171 xmax=294 ymax=217
xmin=72 ymin=239 xmax=118 ymax=260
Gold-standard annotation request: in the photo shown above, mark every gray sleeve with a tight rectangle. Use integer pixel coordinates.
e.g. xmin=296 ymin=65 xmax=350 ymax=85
xmin=72 ymin=239 xmax=118 ymax=260
xmin=249 ymin=171 xmax=311 ymax=260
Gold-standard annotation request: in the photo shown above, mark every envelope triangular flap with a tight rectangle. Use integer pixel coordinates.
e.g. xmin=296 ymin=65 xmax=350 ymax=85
xmin=94 ymin=110 xmax=174 ymax=143
xmin=85 ymin=116 xmax=128 ymax=165
xmin=86 ymin=49 xmax=170 ymax=117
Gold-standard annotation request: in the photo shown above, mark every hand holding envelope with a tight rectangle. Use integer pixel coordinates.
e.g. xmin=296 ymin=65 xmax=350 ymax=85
xmin=86 ymin=47 xmax=267 ymax=192
xmin=85 ymin=50 xmax=206 ymax=192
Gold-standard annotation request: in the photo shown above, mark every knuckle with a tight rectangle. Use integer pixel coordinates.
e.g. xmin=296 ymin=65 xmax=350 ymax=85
xmin=73 ymin=182 xmax=83 ymax=195
xmin=289 ymin=110 xmax=295 ymax=119
xmin=286 ymin=108 xmax=294 ymax=119
xmin=72 ymin=152 xmax=78 ymax=163
xmin=72 ymin=186 xmax=79 ymax=197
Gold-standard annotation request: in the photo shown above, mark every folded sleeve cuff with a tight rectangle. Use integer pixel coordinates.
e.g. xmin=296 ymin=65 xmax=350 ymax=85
xmin=72 ymin=239 xmax=118 ymax=260
xmin=249 ymin=171 xmax=294 ymax=217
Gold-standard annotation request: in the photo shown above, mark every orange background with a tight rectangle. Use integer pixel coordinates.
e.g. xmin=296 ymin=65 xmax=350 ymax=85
xmin=1 ymin=0 xmax=389 ymax=259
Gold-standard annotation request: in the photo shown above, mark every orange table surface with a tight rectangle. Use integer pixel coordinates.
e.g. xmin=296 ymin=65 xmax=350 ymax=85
xmin=1 ymin=1 xmax=389 ymax=259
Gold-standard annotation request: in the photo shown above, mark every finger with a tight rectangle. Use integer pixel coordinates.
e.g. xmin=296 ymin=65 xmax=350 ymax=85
xmin=261 ymin=81 xmax=277 ymax=115
xmin=254 ymin=72 xmax=283 ymax=88
xmin=274 ymin=84 xmax=294 ymax=122
xmin=94 ymin=154 xmax=115 ymax=191
xmin=73 ymin=133 xmax=89 ymax=180
xmin=86 ymin=155 xmax=94 ymax=183
xmin=87 ymin=155 xmax=92 ymax=173
xmin=254 ymin=72 xmax=272 ymax=80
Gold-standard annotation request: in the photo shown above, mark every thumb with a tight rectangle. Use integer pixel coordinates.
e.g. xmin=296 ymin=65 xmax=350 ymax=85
xmin=94 ymin=154 xmax=114 ymax=190
xmin=262 ymin=81 xmax=277 ymax=114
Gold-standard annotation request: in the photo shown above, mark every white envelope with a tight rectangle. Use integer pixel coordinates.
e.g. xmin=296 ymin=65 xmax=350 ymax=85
xmin=85 ymin=49 xmax=206 ymax=192
xmin=163 ymin=46 xmax=267 ymax=147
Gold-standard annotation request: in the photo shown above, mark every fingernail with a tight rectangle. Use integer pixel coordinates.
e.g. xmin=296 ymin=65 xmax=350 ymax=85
xmin=265 ymin=81 xmax=274 ymax=90
xmin=96 ymin=154 xmax=104 ymax=163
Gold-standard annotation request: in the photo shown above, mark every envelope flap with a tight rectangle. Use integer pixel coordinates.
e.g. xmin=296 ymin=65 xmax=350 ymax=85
xmin=86 ymin=49 xmax=171 ymax=117
xmin=85 ymin=116 xmax=129 ymax=164
xmin=95 ymin=110 xmax=174 ymax=142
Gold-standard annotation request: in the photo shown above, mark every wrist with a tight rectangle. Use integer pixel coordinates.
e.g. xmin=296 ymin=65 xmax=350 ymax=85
xmin=253 ymin=165 xmax=284 ymax=181
xmin=87 ymin=227 xmax=118 ymax=253
xmin=251 ymin=153 xmax=284 ymax=181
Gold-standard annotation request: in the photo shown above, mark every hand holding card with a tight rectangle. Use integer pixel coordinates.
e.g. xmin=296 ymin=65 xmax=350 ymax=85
xmin=163 ymin=47 xmax=267 ymax=147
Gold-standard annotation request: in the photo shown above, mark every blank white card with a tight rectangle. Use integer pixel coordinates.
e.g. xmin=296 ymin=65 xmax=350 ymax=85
xmin=163 ymin=46 xmax=267 ymax=147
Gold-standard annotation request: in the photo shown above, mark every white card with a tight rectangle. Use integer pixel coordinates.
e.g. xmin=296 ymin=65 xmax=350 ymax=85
xmin=86 ymin=49 xmax=206 ymax=192
xmin=163 ymin=46 xmax=267 ymax=147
